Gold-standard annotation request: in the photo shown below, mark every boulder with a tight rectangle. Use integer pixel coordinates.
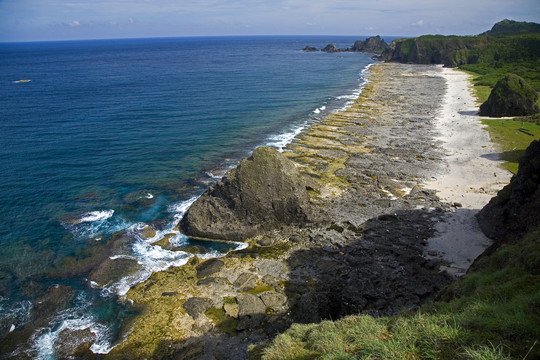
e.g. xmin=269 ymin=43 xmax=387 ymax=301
xmin=195 ymin=258 xmax=224 ymax=278
xmin=183 ymin=297 xmax=214 ymax=319
xmin=233 ymin=273 xmax=258 ymax=291
xmin=479 ymin=74 xmax=539 ymax=117
xmin=236 ymin=293 xmax=266 ymax=330
xmin=179 ymin=147 xmax=319 ymax=241
xmin=260 ymin=292 xmax=287 ymax=309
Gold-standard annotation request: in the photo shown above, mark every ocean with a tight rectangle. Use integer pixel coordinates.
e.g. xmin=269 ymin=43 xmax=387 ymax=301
xmin=0 ymin=36 xmax=375 ymax=357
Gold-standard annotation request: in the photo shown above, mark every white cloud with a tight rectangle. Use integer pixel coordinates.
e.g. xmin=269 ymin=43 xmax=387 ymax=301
xmin=68 ymin=20 xmax=81 ymax=27
xmin=411 ymin=19 xmax=424 ymax=27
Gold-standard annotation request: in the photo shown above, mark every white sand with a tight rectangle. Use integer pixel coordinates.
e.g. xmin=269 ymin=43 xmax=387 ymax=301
xmin=424 ymin=66 xmax=512 ymax=276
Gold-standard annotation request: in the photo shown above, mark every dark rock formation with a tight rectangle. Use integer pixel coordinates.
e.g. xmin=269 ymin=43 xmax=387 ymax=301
xmin=88 ymin=257 xmax=141 ymax=286
xmin=477 ymin=140 xmax=540 ymax=242
xmin=54 ymin=328 xmax=96 ymax=359
xmin=321 ymin=44 xmax=344 ymax=53
xmin=179 ymin=146 xmax=320 ymax=241
xmin=479 ymin=74 xmax=539 ymax=117
xmin=195 ymin=258 xmax=224 ymax=278
xmin=236 ymin=293 xmax=266 ymax=330
xmin=351 ymin=36 xmax=389 ymax=54
xmin=302 ymin=45 xmax=317 ymax=52
xmin=183 ymin=297 xmax=214 ymax=319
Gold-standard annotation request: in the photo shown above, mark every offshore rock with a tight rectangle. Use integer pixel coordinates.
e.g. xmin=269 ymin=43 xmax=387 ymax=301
xmin=321 ymin=44 xmax=344 ymax=52
xmin=479 ymin=74 xmax=539 ymax=117
xmin=351 ymin=36 xmax=389 ymax=54
xmin=477 ymin=140 xmax=540 ymax=241
xmin=302 ymin=45 xmax=318 ymax=52
xmin=179 ymin=147 xmax=319 ymax=241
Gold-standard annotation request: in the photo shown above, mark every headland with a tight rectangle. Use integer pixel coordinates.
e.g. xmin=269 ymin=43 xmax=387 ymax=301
xmin=104 ymin=62 xmax=512 ymax=359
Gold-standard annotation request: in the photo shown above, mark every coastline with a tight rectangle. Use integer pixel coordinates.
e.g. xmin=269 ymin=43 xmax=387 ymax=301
xmin=105 ymin=62 xmax=511 ymax=359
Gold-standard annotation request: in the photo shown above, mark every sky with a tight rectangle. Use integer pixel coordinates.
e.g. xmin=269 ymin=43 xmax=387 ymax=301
xmin=1 ymin=0 xmax=539 ymax=42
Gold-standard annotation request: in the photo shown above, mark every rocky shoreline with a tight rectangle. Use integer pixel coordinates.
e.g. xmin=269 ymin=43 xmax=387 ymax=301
xmin=99 ymin=62 xmax=512 ymax=359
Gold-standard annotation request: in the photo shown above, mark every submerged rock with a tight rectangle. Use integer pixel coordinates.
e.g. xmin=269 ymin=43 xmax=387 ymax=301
xmin=87 ymin=257 xmax=141 ymax=287
xmin=479 ymin=74 xmax=539 ymax=117
xmin=54 ymin=327 xmax=96 ymax=359
xmin=179 ymin=147 xmax=320 ymax=241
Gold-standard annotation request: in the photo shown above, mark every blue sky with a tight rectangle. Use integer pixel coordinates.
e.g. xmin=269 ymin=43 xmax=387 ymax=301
xmin=1 ymin=0 xmax=539 ymax=42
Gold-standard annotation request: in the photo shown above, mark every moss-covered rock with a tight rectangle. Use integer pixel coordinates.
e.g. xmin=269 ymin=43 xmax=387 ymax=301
xmin=479 ymin=74 xmax=539 ymax=117
xmin=179 ymin=147 xmax=320 ymax=241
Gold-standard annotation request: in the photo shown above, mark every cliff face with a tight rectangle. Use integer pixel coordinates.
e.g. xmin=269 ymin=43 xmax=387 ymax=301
xmin=379 ymin=35 xmax=486 ymax=67
xmin=476 ymin=140 xmax=540 ymax=243
xmin=179 ymin=147 xmax=320 ymax=241
xmin=379 ymin=19 xmax=540 ymax=67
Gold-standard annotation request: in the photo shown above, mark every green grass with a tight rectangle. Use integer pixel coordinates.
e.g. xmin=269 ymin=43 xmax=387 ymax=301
xmin=261 ymin=231 xmax=540 ymax=360
xmin=480 ymin=117 xmax=540 ymax=173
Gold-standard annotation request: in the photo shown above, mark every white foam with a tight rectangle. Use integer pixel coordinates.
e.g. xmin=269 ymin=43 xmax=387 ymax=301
xmin=266 ymin=122 xmax=307 ymax=152
xmin=31 ymin=293 xmax=115 ymax=358
xmin=168 ymin=196 xmax=199 ymax=223
xmin=145 ymin=193 xmax=154 ymax=199
xmin=78 ymin=210 xmax=114 ymax=223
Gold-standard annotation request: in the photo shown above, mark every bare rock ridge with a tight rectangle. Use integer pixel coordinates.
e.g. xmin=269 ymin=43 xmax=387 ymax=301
xmin=179 ymin=146 xmax=321 ymax=241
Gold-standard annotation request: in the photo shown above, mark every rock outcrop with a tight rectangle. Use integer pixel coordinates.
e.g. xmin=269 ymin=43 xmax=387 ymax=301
xmin=179 ymin=146 xmax=320 ymax=241
xmin=351 ymin=36 xmax=389 ymax=53
xmin=302 ymin=45 xmax=317 ymax=52
xmin=479 ymin=74 xmax=539 ymax=117
xmin=477 ymin=140 xmax=540 ymax=242
xmin=321 ymin=44 xmax=344 ymax=53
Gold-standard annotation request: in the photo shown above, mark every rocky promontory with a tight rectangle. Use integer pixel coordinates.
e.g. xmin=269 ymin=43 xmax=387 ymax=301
xmin=179 ymin=146 xmax=321 ymax=241
xmin=105 ymin=63 xmax=482 ymax=359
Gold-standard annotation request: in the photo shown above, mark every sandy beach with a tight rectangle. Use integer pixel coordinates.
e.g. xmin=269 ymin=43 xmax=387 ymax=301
xmin=425 ymin=66 xmax=512 ymax=274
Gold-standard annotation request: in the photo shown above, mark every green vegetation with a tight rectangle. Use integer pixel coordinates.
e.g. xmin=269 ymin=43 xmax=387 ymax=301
xmin=262 ymin=230 xmax=540 ymax=360
xmin=481 ymin=116 xmax=540 ymax=173
xmin=385 ymin=20 xmax=540 ymax=108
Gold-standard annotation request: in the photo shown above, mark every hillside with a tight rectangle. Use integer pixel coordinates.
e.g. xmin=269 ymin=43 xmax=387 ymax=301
xmin=380 ymin=19 xmax=540 ymax=93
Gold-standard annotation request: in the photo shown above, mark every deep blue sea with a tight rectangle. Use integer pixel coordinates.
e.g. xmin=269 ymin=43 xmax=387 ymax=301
xmin=0 ymin=36 xmax=375 ymax=357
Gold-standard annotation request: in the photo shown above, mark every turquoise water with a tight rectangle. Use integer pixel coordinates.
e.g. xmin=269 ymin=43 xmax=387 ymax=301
xmin=0 ymin=36 xmax=375 ymax=356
